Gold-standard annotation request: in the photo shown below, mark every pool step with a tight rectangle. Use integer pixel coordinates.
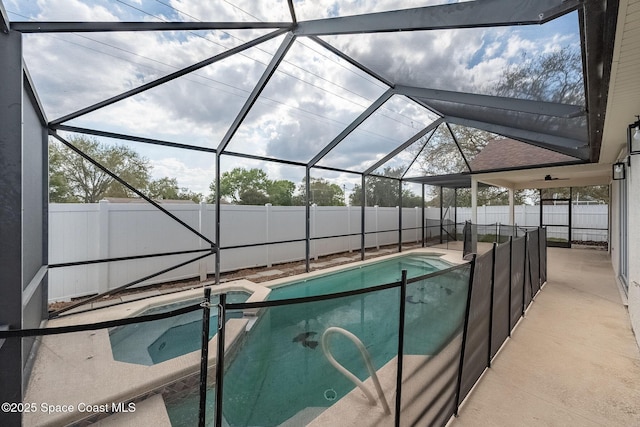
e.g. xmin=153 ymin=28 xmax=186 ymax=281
xmin=401 ymin=258 xmax=432 ymax=270
xmin=280 ymin=407 xmax=327 ymax=427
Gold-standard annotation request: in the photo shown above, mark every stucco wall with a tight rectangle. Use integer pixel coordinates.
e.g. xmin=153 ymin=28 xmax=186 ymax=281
xmin=627 ymin=155 xmax=640 ymax=345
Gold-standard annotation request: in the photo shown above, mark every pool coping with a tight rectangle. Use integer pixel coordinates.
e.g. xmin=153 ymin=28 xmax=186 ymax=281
xmin=24 ymin=248 xmax=465 ymax=426
xmin=259 ymin=248 xmax=466 ymax=291
xmin=23 ymin=280 xmax=271 ymax=427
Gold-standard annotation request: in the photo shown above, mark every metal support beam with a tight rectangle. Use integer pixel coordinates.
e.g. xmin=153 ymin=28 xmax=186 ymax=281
xmin=364 ymin=118 xmax=444 ymax=175
xmin=439 ymin=186 xmax=443 ymax=244
xmin=582 ymin=0 xmax=619 ymax=162
xmin=12 ymin=21 xmax=293 ymax=33
xmin=217 ymin=32 xmax=296 ymax=153
xmin=396 ymin=85 xmax=585 ymax=119
xmin=53 ymin=124 xmax=218 ymax=154
xmin=215 ymin=154 xmax=221 ymax=285
xmin=199 ymin=287 xmax=212 ymax=427
xmin=444 ymin=115 xmax=590 ymax=160
xmin=309 ymin=89 xmax=394 ymax=167
xmin=287 ymin=0 xmax=297 ymax=24
xmin=305 ymin=167 xmax=311 ymax=272
xmin=401 ymin=128 xmax=437 ymax=179
xmin=471 ymin=178 xmax=478 ymax=224
xmin=398 ymin=180 xmax=402 ymax=253
xmin=421 ymin=184 xmax=425 ymax=248
xmin=294 ymin=0 xmax=580 ymax=36
xmin=23 ymin=66 xmax=48 ymax=124
xmin=0 ymin=1 xmax=9 ymax=34
xmin=51 ymin=132 xmax=216 ymax=247
xmin=447 ymin=122 xmax=472 ymax=173
xmin=360 ymin=174 xmax=366 ymax=261
xmin=509 ymin=188 xmax=515 ymax=225
xmin=454 ymin=188 xmax=458 ymax=232
xmin=0 ymin=29 xmax=24 ymax=426
xmin=51 ymin=29 xmax=289 ymax=125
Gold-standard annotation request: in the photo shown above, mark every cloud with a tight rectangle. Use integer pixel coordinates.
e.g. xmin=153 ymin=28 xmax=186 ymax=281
xmin=169 ymin=0 xmax=291 ymax=22
xmin=11 ymin=0 xmax=582 ymax=196
xmin=150 ymin=156 xmax=215 ymax=195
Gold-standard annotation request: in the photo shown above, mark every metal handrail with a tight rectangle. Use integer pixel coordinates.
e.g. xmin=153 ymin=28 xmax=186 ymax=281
xmin=321 ymin=327 xmax=391 ymax=415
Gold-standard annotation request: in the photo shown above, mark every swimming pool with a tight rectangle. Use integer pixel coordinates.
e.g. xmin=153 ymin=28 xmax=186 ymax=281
xmin=166 ymin=253 xmax=471 ymax=426
xmin=109 ymin=292 xmax=249 ymax=366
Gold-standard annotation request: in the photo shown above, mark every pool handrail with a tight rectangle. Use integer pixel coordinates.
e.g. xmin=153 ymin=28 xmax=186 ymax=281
xmin=321 ymin=326 xmax=391 ymax=415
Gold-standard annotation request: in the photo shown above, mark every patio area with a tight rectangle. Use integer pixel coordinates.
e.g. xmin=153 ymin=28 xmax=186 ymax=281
xmin=2 ymin=1 xmax=639 ymax=425
xmin=451 ymin=247 xmax=640 ymax=426
xmin=24 ymin=245 xmax=640 ymax=426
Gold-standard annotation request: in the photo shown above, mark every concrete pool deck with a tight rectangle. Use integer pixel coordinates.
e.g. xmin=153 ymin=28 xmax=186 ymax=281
xmin=294 ymin=247 xmax=640 ymax=426
xmin=23 ymin=248 xmax=463 ymax=426
xmin=23 ymin=246 xmax=640 ymax=426
xmin=22 ymin=280 xmax=271 ymax=426
xmin=449 ymin=247 xmax=640 ymax=426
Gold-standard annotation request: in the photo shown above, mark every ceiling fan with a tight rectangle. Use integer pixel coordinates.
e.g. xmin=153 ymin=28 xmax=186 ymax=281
xmin=533 ymin=174 xmax=570 ymax=182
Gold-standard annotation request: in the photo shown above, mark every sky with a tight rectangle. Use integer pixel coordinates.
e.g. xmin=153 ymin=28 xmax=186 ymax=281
xmin=5 ymin=0 xmax=582 ymax=199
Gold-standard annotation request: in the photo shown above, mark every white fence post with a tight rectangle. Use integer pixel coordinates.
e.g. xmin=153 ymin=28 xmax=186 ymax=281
xmin=347 ymin=205 xmax=352 ymax=252
xmin=312 ymin=204 xmax=318 ymax=260
xmin=48 ymin=202 xmax=610 ymax=301
xmin=415 ymin=207 xmax=419 ymax=243
xmin=265 ymin=203 xmax=272 ymax=267
xmin=375 ymin=205 xmax=380 ymax=249
xmin=198 ymin=201 xmax=207 ymax=281
xmin=97 ymin=200 xmax=110 ymax=294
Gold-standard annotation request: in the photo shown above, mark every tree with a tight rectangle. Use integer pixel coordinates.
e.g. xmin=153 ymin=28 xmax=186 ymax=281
xmin=208 ymin=168 xmax=270 ymax=204
xmin=267 ymin=179 xmax=296 ymax=206
xmin=207 ymin=168 xmax=297 ymax=205
xmin=410 ymin=125 xmax=487 ymax=177
xmin=410 ymin=46 xmax=602 ymax=203
xmin=148 ymin=177 xmax=203 ymax=203
xmin=238 ymin=188 xmax=270 ymax=205
xmin=350 ymin=166 xmax=422 ymax=207
xmin=494 ymin=46 xmax=584 ymax=104
xmin=49 ymin=136 xmax=150 ymax=203
xmin=454 ymin=187 xmax=530 ymax=206
xmin=50 ymin=136 xmax=202 ymax=203
xmin=293 ymin=177 xmax=345 ymax=206
xmin=411 ymin=47 xmax=584 ymax=176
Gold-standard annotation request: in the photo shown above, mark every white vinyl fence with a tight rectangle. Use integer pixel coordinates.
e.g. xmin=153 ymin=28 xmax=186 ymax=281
xmin=456 ymin=204 xmax=608 ymax=242
xmin=48 ymin=202 xmax=608 ymax=301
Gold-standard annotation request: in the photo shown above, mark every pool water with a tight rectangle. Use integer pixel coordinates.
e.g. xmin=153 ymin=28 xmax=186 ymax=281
xmin=268 ymin=253 xmax=454 ymax=300
xmin=166 ymin=254 xmax=470 ymax=427
xmin=109 ymin=292 xmax=248 ymax=366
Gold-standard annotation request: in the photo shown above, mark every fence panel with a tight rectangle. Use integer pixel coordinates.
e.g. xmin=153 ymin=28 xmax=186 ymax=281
xmin=528 ymin=230 xmax=541 ymax=297
xmin=491 ymin=242 xmax=511 ymax=359
xmin=510 ymin=237 xmax=526 ymax=330
xmin=540 ymin=228 xmax=548 ymax=284
xmin=401 ymin=265 xmax=471 ymax=426
xmin=572 ymin=204 xmax=608 ymax=242
xmin=458 ymin=250 xmax=494 ymax=406
xmin=48 ymin=202 xmax=600 ymax=301
xmin=48 ymin=204 xmax=100 ymax=300
xmin=108 ymin=204 xmax=203 ymax=290
xmin=12 ymin=228 xmax=549 ymax=426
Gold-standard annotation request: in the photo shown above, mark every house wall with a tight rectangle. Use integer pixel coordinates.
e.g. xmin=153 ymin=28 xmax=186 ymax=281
xmin=0 ymin=30 xmax=48 ymax=424
xmin=610 ymin=180 xmax=621 ymax=278
xmin=0 ymin=31 xmax=24 ymax=423
xmin=610 ymin=153 xmax=640 ymax=348
xmin=627 ymin=155 xmax=640 ymax=344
